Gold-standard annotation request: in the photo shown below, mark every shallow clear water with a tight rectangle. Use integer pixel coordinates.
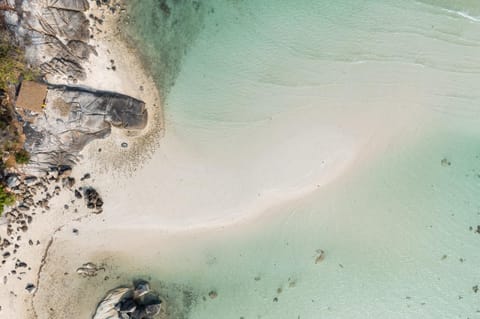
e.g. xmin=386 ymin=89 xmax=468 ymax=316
xmin=125 ymin=0 xmax=480 ymax=318
xmin=144 ymin=127 xmax=480 ymax=319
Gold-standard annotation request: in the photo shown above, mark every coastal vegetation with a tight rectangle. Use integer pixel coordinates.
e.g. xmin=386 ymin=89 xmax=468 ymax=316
xmin=0 ymin=12 xmax=33 ymax=212
xmin=0 ymin=36 xmax=31 ymax=166
xmin=0 ymin=23 xmax=34 ymax=91
xmin=0 ymin=184 xmax=14 ymax=215
xmin=14 ymin=148 xmax=30 ymax=164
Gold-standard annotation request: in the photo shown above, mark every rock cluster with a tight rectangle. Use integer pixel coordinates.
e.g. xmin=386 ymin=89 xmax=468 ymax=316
xmin=83 ymin=187 xmax=103 ymax=213
xmin=93 ymin=280 xmax=162 ymax=319
xmin=0 ymin=169 xmax=103 ymax=285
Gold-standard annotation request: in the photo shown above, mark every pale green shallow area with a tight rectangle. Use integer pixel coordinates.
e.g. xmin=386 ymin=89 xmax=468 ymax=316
xmin=125 ymin=0 xmax=480 ymax=318
xmin=141 ymin=123 xmax=480 ymax=319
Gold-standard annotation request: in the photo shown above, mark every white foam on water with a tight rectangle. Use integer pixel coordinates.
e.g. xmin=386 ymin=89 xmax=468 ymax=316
xmin=441 ymin=8 xmax=480 ymax=22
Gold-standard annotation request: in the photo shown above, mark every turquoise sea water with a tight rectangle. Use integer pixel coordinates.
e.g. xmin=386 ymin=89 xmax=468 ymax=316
xmin=124 ymin=1 xmax=480 ymax=318
xmin=132 ymin=126 xmax=480 ymax=319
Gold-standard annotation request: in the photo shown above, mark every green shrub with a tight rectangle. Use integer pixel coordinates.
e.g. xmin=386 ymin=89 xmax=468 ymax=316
xmin=0 ymin=38 xmax=23 ymax=90
xmin=0 ymin=185 xmax=15 ymax=216
xmin=15 ymin=149 xmax=30 ymax=164
xmin=0 ymin=31 xmax=37 ymax=91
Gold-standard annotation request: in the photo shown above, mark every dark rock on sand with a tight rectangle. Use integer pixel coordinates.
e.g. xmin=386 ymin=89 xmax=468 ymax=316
xmin=76 ymin=262 xmax=105 ymax=277
xmin=25 ymin=283 xmax=36 ymax=294
xmin=83 ymin=187 xmax=103 ymax=211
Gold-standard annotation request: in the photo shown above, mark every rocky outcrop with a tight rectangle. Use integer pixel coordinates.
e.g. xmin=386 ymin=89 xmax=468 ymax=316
xmin=22 ymin=85 xmax=147 ymax=172
xmin=93 ymin=280 xmax=162 ymax=319
xmin=47 ymin=0 xmax=90 ymax=12
xmin=3 ymin=0 xmax=94 ymax=82
xmin=0 ymin=169 xmax=105 ymax=290
xmin=2 ymin=1 xmax=149 ymax=172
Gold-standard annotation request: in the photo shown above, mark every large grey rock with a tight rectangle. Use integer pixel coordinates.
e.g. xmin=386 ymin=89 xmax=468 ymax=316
xmin=39 ymin=8 xmax=90 ymax=41
xmin=94 ymin=287 xmax=131 ymax=319
xmin=7 ymin=0 xmax=93 ymax=81
xmin=46 ymin=0 xmax=90 ymax=12
xmin=5 ymin=175 xmax=21 ymax=188
xmin=23 ymin=85 xmax=147 ymax=172
xmin=93 ymin=281 xmax=161 ymax=319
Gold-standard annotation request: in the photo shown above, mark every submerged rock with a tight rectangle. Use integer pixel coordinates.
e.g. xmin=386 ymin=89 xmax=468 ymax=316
xmin=6 ymin=0 xmax=93 ymax=81
xmin=208 ymin=290 xmax=218 ymax=299
xmin=314 ymin=249 xmax=325 ymax=264
xmin=93 ymin=280 xmax=162 ymax=319
xmin=441 ymin=158 xmax=451 ymax=167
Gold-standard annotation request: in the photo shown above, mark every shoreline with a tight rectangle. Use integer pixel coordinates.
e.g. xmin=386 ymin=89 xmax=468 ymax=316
xmin=77 ymin=1 xmax=165 ymax=174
